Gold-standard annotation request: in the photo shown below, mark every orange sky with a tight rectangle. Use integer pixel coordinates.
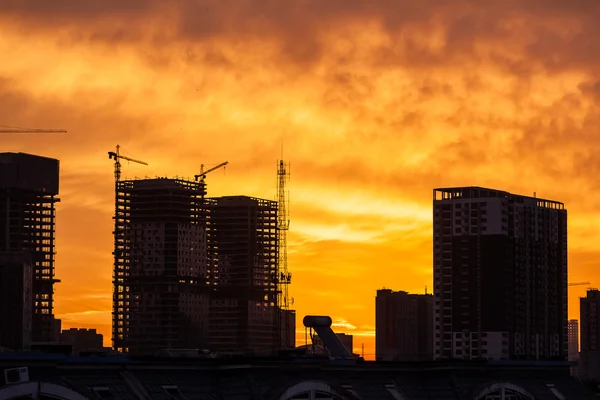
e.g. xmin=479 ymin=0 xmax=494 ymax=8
xmin=2 ymin=0 xmax=600 ymax=358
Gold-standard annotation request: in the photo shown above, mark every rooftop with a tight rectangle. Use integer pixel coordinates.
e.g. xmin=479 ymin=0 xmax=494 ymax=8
xmin=0 ymin=356 xmax=592 ymax=400
xmin=433 ymin=186 xmax=565 ymax=210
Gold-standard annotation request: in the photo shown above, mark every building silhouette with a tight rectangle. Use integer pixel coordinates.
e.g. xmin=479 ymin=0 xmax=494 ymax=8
xmin=281 ymin=309 xmax=297 ymax=348
xmin=61 ymin=328 xmax=103 ymax=355
xmin=112 ymin=178 xmax=209 ymax=355
xmin=580 ymin=289 xmax=600 ymax=380
xmin=206 ymin=196 xmax=279 ymax=353
xmin=375 ymin=289 xmax=433 ymax=361
xmin=568 ymin=319 xmax=579 ymax=377
xmin=0 ymin=153 xmax=60 ymax=343
xmin=0 ymin=252 xmax=33 ymax=350
xmin=433 ymin=187 xmax=568 ymax=360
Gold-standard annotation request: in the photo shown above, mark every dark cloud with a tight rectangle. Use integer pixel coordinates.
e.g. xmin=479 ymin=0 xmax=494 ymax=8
xmin=2 ymin=0 xmax=599 ymax=73
xmin=0 ymin=0 xmax=158 ymax=17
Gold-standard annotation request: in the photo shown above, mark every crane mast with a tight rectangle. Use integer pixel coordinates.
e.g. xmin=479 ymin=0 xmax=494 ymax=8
xmin=277 ymin=160 xmax=292 ymax=346
xmin=107 ymin=145 xmax=147 ymax=351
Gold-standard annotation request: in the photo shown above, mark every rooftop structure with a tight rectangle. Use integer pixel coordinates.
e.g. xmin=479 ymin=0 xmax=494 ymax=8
xmin=0 ymin=355 xmax=594 ymax=399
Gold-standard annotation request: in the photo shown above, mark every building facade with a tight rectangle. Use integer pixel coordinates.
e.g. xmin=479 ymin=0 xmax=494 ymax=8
xmin=375 ymin=289 xmax=433 ymax=361
xmin=568 ymin=319 xmax=579 ymax=377
xmin=0 ymin=153 xmax=60 ymax=343
xmin=0 ymin=252 xmax=33 ymax=350
xmin=580 ymin=290 xmax=600 ymax=380
xmin=112 ymin=178 xmax=209 ymax=355
xmin=433 ymin=187 xmax=568 ymax=360
xmin=206 ymin=196 xmax=279 ymax=353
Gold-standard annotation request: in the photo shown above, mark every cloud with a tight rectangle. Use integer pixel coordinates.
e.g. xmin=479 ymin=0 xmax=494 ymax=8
xmin=2 ymin=0 xmax=600 ymax=358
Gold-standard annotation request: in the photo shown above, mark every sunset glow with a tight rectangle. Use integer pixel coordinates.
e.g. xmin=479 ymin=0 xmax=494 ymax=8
xmin=2 ymin=0 xmax=600 ymax=358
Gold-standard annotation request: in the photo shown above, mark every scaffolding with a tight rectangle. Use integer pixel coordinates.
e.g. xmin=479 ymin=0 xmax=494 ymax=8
xmin=112 ymin=177 xmax=208 ymax=355
xmin=206 ymin=196 xmax=279 ymax=352
xmin=0 ymin=153 xmax=60 ymax=343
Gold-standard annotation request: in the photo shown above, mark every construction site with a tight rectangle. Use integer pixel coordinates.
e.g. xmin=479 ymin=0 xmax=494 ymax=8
xmin=108 ymin=146 xmax=294 ymax=355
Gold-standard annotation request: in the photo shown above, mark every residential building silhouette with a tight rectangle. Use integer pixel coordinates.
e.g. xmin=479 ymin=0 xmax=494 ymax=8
xmin=433 ymin=187 xmax=567 ymax=360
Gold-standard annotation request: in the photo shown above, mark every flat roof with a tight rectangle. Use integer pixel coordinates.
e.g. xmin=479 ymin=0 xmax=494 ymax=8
xmin=433 ymin=186 xmax=565 ymax=210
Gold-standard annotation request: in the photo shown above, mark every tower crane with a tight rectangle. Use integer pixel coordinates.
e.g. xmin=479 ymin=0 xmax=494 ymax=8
xmin=276 ymin=159 xmax=292 ymax=348
xmin=108 ymin=144 xmax=148 ymax=182
xmin=569 ymin=282 xmax=590 ymax=287
xmin=0 ymin=126 xmax=67 ymax=134
xmin=194 ymin=161 xmax=228 ymax=184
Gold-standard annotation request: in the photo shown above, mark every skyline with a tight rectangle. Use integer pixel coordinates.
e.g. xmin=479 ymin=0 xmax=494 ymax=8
xmin=2 ymin=0 xmax=600 ymax=357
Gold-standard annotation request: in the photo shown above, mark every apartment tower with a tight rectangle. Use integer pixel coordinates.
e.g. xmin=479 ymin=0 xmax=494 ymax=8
xmin=0 ymin=153 xmax=60 ymax=343
xmin=112 ymin=178 xmax=209 ymax=355
xmin=375 ymin=289 xmax=433 ymax=361
xmin=206 ymin=196 xmax=279 ymax=353
xmin=580 ymin=290 xmax=600 ymax=380
xmin=433 ymin=187 xmax=567 ymax=360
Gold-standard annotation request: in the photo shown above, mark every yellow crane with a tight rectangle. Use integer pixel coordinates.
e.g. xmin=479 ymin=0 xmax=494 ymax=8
xmin=0 ymin=125 xmax=67 ymax=134
xmin=194 ymin=161 xmax=228 ymax=185
xmin=107 ymin=144 xmax=148 ymax=182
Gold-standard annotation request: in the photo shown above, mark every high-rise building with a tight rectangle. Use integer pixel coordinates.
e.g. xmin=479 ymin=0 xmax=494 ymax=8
xmin=0 ymin=153 xmax=60 ymax=342
xmin=112 ymin=178 xmax=209 ymax=355
xmin=568 ymin=319 xmax=579 ymax=377
xmin=375 ymin=289 xmax=433 ymax=361
xmin=433 ymin=187 xmax=567 ymax=360
xmin=580 ymin=290 xmax=600 ymax=380
xmin=206 ymin=196 xmax=279 ymax=353
xmin=0 ymin=252 xmax=33 ymax=350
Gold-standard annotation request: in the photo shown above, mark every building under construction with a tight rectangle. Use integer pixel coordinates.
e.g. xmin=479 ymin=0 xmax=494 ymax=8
xmin=112 ymin=177 xmax=209 ymax=355
xmin=206 ymin=196 xmax=279 ymax=353
xmin=0 ymin=153 xmax=60 ymax=343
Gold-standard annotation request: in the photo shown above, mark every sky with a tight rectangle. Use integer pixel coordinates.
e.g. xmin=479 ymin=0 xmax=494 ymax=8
xmin=1 ymin=0 xmax=600 ymax=358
